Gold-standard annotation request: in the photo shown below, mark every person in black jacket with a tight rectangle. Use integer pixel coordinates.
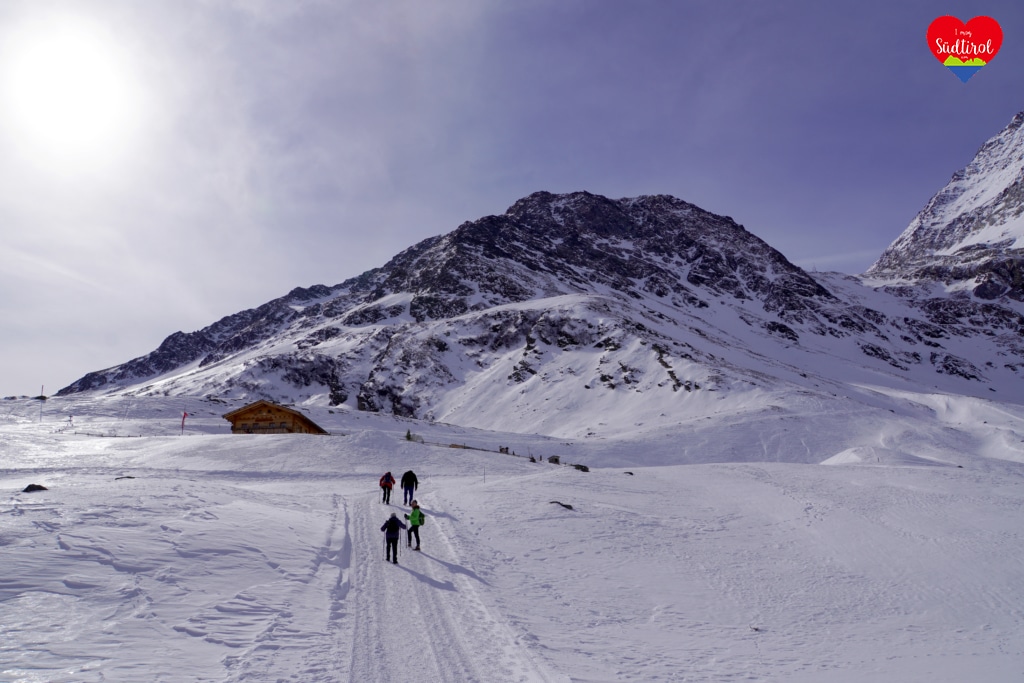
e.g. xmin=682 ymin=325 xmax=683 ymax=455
xmin=380 ymin=513 xmax=406 ymax=564
xmin=400 ymin=470 xmax=418 ymax=505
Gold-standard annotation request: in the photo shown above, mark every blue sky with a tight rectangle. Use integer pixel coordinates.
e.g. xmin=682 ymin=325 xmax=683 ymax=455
xmin=1 ymin=0 xmax=1022 ymax=396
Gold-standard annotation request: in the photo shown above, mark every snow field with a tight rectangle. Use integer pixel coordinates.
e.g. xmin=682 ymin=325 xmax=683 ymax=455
xmin=1 ymin=396 xmax=1023 ymax=681
xmin=456 ymin=463 xmax=1024 ymax=682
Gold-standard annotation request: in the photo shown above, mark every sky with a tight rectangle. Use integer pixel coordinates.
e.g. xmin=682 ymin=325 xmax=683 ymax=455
xmin=1 ymin=0 xmax=1023 ymax=396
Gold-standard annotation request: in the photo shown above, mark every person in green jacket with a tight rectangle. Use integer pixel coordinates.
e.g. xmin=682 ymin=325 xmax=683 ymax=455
xmin=404 ymin=500 xmax=425 ymax=550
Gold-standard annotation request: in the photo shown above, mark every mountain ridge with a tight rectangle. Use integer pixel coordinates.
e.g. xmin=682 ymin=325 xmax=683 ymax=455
xmin=868 ymin=110 xmax=1024 ymax=300
xmin=58 ymin=114 xmax=1024 ymax=434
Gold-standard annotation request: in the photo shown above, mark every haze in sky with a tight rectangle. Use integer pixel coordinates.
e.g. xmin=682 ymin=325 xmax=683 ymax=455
xmin=1 ymin=0 xmax=1022 ymax=396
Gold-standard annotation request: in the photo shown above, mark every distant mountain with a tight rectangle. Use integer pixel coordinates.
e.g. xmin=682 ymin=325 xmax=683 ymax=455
xmin=868 ymin=110 xmax=1024 ymax=301
xmin=59 ymin=123 xmax=1024 ymax=436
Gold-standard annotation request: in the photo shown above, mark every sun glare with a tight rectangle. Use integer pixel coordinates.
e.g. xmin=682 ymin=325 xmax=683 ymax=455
xmin=1 ymin=15 xmax=143 ymax=170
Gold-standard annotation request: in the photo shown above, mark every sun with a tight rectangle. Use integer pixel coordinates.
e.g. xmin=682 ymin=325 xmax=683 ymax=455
xmin=0 ymin=14 xmax=143 ymax=169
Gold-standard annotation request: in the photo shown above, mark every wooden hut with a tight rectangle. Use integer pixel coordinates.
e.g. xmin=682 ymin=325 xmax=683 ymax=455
xmin=222 ymin=400 xmax=329 ymax=435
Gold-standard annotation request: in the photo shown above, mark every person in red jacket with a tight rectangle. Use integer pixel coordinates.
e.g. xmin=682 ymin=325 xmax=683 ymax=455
xmin=379 ymin=471 xmax=395 ymax=504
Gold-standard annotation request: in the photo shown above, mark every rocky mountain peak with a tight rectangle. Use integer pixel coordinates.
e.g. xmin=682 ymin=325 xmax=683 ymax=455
xmin=868 ymin=110 xmax=1024 ymax=301
xmin=56 ymin=182 xmax=1024 ymax=424
xmin=360 ymin=190 xmax=834 ymax=319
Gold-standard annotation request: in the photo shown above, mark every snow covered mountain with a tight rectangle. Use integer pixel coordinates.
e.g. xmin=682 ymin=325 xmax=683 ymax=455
xmin=58 ymin=116 xmax=1024 ymax=435
xmin=19 ymin=114 xmax=1024 ymax=683
xmin=868 ymin=110 xmax=1024 ymax=300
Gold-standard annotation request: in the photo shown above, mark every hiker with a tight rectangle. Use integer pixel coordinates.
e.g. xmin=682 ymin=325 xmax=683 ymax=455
xmin=400 ymin=470 xmax=419 ymax=505
xmin=381 ymin=513 xmax=406 ymax=564
xmin=379 ymin=471 xmax=395 ymax=504
xmin=404 ymin=500 xmax=425 ymax=550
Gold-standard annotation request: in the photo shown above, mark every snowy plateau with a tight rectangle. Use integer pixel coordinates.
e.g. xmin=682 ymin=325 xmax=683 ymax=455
xmin=4 ymin=111 xmax=1024 ymax=681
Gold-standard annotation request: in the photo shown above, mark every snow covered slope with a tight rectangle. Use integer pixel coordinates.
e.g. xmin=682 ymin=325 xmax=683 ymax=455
xmin=56 ymin=188 xmax=1024 ymax=439
xmin=16 ymin=89 xmax=1024 ymax=683
xmin=2 ymin=395 xmax=1022 ymax=682
xmin=868 ymin=110 xmax=1024 ymax=300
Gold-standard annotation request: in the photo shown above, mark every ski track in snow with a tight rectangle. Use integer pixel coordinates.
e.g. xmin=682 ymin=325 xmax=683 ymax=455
xmin=348 ymin=491 xmax=563 ymax=683
xmin=213 ymin=492 xmax=354 ymax=682
xmin=0 ymin=473 xmax=561 ymax=682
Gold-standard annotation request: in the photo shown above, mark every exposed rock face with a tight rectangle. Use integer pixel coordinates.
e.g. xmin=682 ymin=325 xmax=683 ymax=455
xmin=868 ymin=111 xmax=1024 ymax=301
xmin=60 ymin=191 xmax=848 ymax=393
xmin=58 ymin=187 xmax=1024 ymax=429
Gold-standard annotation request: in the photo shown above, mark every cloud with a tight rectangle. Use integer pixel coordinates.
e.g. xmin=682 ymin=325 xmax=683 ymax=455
xmin=0 ymin=0 xmax=500 ymax=393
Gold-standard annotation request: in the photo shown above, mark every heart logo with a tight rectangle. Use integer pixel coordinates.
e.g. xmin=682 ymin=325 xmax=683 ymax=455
xmin=927 ymin=16 xmax=1003 ymax=82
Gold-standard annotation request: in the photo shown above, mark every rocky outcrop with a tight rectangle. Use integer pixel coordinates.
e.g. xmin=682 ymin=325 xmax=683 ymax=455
xmin=868 ymin=110 xmax=1024 ymax=301
xmin=57 ymin=187 xmax=1024 ymax=417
